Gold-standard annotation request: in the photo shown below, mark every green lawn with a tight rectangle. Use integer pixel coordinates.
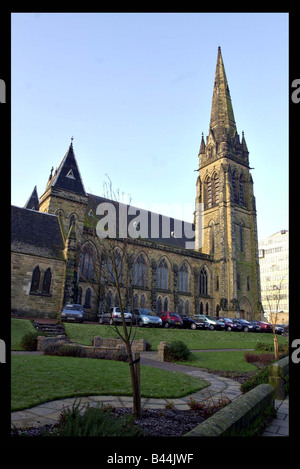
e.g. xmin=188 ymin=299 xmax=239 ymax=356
xmin=11 ymin=318 xmax=37 ymax=350
xmin=11 ymin=355 xmax=208 ymax=411
xmin=178 ymin=351 xmax=258 ymax=372
xmin=64 ymin=322 xmax=288 ymax=351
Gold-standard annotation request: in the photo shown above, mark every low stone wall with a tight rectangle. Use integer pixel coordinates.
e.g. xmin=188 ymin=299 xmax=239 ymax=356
xmin=37 ymin=335 xmax=148 ymax=353
xmin=184 ymin=384 xmax=275 ymax=437
xmin=92 ymin=336 xmax=147 ymax=352
xmin=268 ymin=356 xmax=289 ymax=399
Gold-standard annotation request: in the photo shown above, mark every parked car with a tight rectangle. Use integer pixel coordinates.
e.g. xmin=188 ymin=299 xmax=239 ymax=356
xmin=250 ymin=320 xmax=273 ymax=333
xmin=194 ymin=314 xmax=225 ymax=331
xmin=216 ymin=317 xmax=242 ymax=331
xmin=98 ymin=307 xmax=132 ymax=325
xmin=276 ymin=324 xmax=288 ymax=335
xmin=131 ymin=308 xmax=162 ymax=327
xmin=61 ymin=304 xmax=85 ymax=323
xmin=275 ymin=324 xmax=285 ymax=335
xmin=189 ymin=316 xmax=211 ymax=330
xmin=232 ymin=318 xmax=260 ymax=332
xmin=156 ymin=311 xmax=183 ymax=328
xmin=178 ymin=314 xmax=198 ymax=329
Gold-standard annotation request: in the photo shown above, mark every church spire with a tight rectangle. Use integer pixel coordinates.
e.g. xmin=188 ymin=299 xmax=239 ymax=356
xmin=209 ymin=46 xmax=237 ymax=141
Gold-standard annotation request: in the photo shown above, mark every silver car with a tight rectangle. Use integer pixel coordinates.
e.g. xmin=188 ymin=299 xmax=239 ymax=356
xmin=132 ymin=308 xmax=162 ymax=327
xmin=61 ymin=304 xmax=85 ymax=323
xmin=98 ymin=307 xmax=132 ymax=325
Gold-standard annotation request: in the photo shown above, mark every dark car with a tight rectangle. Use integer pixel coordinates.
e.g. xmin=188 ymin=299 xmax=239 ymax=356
xmin=189 ymin=316 xmax=211 ymax=330
xmin=156 ymin=311 xmax=183 ymax=328
xmin=232 ymin=318 xmax=259 ymax=332
xmin=217 ymin=317 xmax=242 ymax=331
xmin=178 ymin=314 xmax=198 ymax=330
xmin=61 ymin=304 xmax=85 ymax=323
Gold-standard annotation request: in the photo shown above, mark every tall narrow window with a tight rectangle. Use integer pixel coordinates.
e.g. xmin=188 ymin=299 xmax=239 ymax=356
xmin=134 ymin=254 xmax=146 ymax=287
xmin=157 ymin=258 xmax=168 ymax=289
xmin=30 ymin=266 xmax=40 ymax=293
xmin=140 ymin=294 xmax=146 ymax=308
xmin=209 ymin=223 xmax=215 ymax=254
xmin=178 ymin=299 xmax=183 ymax=314
xmin=178 ymin=262 xmax=189 ymax=292
xmin=239 ymin=174 xmax=245 ymax=206
xmin=239 ymin=223 xmax=244 ymax=252
xmin=157 ymin=296 xmax=162 ymax=313
xmin=42 ymin=268 xmax=51 ymax=294
xmin=163 ymin=297 xmax=168 ymax=312
xmin=212 ymin=172 xmax=219 ymax=205
xmin=204 ymin=176 xmax=212 ymax=209
xmin=185 ymin=300 xmax=189 ymax=315
xmin=232 ymin=171 xmax=239 ymax=203
xmin=199 ymin=267 xmax=208 ymax=295
xmin=84 ymin=288 xmax=91 ymax=308
xmin=80 ymin=243 xmax=95 ymax=281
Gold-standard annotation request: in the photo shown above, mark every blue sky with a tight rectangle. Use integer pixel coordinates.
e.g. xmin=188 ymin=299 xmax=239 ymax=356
xmin=11 ymin=12 xmax=288 ymax=240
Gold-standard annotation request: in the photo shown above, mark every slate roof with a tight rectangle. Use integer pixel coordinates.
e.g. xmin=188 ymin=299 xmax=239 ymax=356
xmin=45 ymin=141 xmax=86 ymax=196
xmin=24 ymin=186 xmax=39 ymax=211
xmin=11 ymin=206 xmax=65 ymax=260
xmin=87 ymin=193 xmax=196 ymax=250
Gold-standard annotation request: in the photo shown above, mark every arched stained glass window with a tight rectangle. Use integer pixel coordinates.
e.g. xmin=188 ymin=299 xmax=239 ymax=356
xmin=178 ymin=262 xmax=189 ymax=292
xmin=199 ymin=267 xmax=208 ymax=296
xmin=134 ymin=253 xmax=146 ymax=287
xmin=157 ymin=258 xmax=168 ymax=290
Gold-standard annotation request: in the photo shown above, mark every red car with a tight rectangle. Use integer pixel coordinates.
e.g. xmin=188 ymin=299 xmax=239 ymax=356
xmin=156 ymin=311 xmax=183 ymax=328
xmin=254 ymin=321 xmax=273 ymax=333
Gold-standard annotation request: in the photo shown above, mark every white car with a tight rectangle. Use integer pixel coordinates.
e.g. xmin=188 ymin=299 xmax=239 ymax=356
xmin=98 ymin=307 xmax=132 ymax=325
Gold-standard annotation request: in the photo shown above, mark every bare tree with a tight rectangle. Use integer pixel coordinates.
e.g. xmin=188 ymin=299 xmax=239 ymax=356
xmin=73 ymin=179 xmax=142 ymax=418
xmin=262 ymin=275 xmax=287 ymax=360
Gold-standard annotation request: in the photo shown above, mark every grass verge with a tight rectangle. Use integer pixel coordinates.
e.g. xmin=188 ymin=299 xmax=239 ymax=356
xmin=11 ymin=355 xmax=208 ymax=411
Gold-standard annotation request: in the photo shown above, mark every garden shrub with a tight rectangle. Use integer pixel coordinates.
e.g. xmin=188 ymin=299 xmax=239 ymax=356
xmin=255 ymin=342 xmax=288 ymax=353
xmin=240 ymin=366 xmax=270 ymax=393
xmin=20 ymin=331 xmax=40 ymax=351
xmin=49 ymin=400 xmax=144 ymax=437
xmin=164 ymin=340 xmax=191 ymax=362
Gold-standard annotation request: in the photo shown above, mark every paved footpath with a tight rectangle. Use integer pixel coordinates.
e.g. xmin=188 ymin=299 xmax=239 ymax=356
xmin=11 ymin=351 xmax=288 ymax=436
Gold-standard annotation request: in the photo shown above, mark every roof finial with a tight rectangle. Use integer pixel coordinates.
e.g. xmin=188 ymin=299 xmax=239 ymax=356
xmin=71 ymin=136 xmax=74 ymax=146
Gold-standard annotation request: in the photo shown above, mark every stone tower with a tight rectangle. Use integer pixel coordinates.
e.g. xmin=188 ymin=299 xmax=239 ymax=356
xmin=195 ymin=47 xmax=261 ymax=319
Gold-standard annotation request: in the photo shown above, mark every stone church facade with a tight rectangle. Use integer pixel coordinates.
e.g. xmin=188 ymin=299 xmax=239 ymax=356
xmin=11 ymin=47 xmax=261 ymax=321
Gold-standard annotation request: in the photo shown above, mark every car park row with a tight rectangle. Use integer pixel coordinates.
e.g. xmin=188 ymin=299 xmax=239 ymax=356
xmin=61 ymin=304 xmax=287 ymax=334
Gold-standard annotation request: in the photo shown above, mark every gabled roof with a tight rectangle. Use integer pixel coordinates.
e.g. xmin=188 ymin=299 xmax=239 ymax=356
xmin=24 ymin=186 xmax=39 ymax=211
xmin=45 ymin=141 xmax=86 ymax=196
xmin=11 ymin=206 xmax=65 ymax=260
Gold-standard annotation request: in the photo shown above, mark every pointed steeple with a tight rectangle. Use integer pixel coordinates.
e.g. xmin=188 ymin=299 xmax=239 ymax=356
xmin=24 ymin=186 xmax=39 ymax=211
xmin=46 ymin=139 xmax=86 ymax=196
xmin=199 ymin=132 xmax=206 ymax=154
xmin=209 ymin=46 xmax=237 ymax=142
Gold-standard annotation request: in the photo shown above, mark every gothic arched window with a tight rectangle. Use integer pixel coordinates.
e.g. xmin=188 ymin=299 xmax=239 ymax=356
xmin=84 ymin=288 xmax=91 ymax=308
xmin=30 ymin=266 xmax=40 ymax=293
xmin=199 ymin=267 xmax=208 ymax=296
xmin=204 ymin=176 xmax=212 ymax=209
xmin=178 ymin=262 xmax=189 ymax=292
xmin=134 ymin=253 xmax=146 ymax=287
xmin=232 ymin=170 xmax=239 ymax=203
xmin=80 ymin=243 xmax=96 ymax=281
xmin=163 ymin=297 xmax=168 ymax=312
xmin=157 ymin=258 xmax=168 ymax=290
xmin=42 ymin=268 xmax=52 ymax=294
xmin=239 ymin=174 xmax=245 ymax=206
xmin=212 ymin=172 xmax=219 ymax=205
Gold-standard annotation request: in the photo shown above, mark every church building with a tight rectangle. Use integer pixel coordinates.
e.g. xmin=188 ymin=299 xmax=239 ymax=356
xmin=11 ymin=47 xmax=261 ymax=321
